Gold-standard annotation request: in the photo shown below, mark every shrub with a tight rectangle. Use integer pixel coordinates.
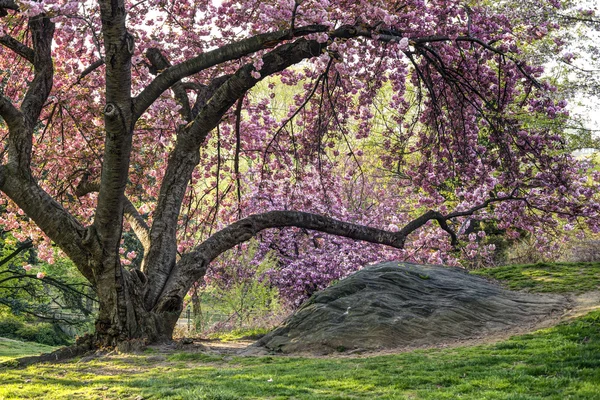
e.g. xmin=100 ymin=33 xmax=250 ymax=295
xmin=0 ymin=315 xmax=70 ymax=346
xmin=567 ymin=240 xmax=600 ymax=262
xmin=0 ymin=315 xmax=24 ymax=338
xmin=192 ymin=240 xmax=286 ymax=334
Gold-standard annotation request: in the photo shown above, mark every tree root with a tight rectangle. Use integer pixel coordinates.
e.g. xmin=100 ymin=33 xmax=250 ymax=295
xmin=0 ymin=334 xmax=159 ymax=368
xmin=0 ymin=334 xmax=95 ymax=368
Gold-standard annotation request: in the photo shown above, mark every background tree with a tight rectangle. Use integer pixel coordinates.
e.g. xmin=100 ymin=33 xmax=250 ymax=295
xmin=0 ymin=0 xmax=598 ymax=347
xmin=0 ymin=232 xmax=95 ymax=345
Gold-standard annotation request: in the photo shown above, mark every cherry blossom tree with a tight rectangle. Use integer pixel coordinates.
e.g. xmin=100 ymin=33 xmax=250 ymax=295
xmin=0 ymin=0 xmax=598 ymax=347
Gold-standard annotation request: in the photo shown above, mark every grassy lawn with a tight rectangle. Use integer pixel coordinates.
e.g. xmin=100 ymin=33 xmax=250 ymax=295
xmin=0 ymin=338 xmax=57 ymax=363
xmin=0 ymin=310 xmax=598 ymax=399
xmin=473 ymin=261 xmax=600 ymax=293
xmin=1 ymin=262 xmax=599 ymax=399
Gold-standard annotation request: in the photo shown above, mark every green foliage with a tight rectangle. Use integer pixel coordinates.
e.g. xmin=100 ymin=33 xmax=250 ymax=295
xmin=473 ymin=261 xmax=600 ymax=293
xmin=197 ymin=240 xmax=283 ymax=332
xmin=0 ymin=314 xmax=70 ymax=346
xmin=0 ymin=233 xmax=96 ymax=339
xmin=0 ymin=314 xmax=22 ymax=336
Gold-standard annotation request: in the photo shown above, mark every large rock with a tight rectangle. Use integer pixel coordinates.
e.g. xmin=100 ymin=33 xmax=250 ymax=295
xmin=255 ymin=262 xmax=568 ymax=354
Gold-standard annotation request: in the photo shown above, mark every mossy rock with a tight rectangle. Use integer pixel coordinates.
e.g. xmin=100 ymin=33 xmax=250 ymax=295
xmin=255 ymin=262 xmax=568 ymax=354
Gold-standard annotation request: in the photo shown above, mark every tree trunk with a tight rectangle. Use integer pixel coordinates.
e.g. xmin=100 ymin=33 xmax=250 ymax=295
xmin=93 ymin=264 xmax=181 ymax=347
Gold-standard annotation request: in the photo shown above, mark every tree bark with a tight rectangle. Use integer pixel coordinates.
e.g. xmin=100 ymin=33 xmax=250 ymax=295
xmin=93 ymin=266 xmax=178 ymax=346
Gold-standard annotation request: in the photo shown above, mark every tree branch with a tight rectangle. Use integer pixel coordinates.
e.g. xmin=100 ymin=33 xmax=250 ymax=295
xmin=145 ymin=48 xmax=193 ymax=122
xmin=186 ymin=211 xmax=407 ymax=268
xmin=20 ymin=16 xmax=55 ymax=131
xmin=75 ymin=177 xmax=150 ymax=252
xmin=132 ymin=24 xmax=329 ymax=121
xmin=0 ymin=239 xmax=33 ymax=267
xmin=0 ymin=166 xmax=94 ymax=282
xmin=0 ymin=34 xmax=35 ymax=63
xmin=0 ymin=95 xmax=23 ymax=131
xmin=155 ymin=195 xmax=529 ymax=311
xmin=74 ymin=58 xmax=104 ymax=85
xmin=446 ymin=195 xmax=524 ymax=219
xmin=142 ymin=36 xmax=332 ymax=309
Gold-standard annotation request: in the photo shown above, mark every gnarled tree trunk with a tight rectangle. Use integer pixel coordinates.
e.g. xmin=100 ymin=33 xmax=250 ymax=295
xmin=93 ymin=265 xmax=180 ymax=346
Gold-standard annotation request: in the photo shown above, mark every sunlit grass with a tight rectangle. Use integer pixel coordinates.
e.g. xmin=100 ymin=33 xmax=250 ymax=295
xmin=473 ymin=261 xmax=600 ymax=293
xmin=0 ymin=338 xmax=57 ymax=363
xmin=208 ymin=327 xmax=270 ymax=342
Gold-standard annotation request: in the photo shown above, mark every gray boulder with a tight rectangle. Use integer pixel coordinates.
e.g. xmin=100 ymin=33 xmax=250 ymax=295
xmin=255 ymin=262 xmax=568 ymax=354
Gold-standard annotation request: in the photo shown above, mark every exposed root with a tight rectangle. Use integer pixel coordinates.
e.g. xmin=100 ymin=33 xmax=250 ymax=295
xmin=1 ymin=334 xmax=95 ymax=368
xmin=0 ymin=334 xmax=159 ymax=368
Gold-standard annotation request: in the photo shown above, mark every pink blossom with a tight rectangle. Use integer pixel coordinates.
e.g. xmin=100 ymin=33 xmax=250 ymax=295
xmin=398 ymin=37 xmax=409 ymax=50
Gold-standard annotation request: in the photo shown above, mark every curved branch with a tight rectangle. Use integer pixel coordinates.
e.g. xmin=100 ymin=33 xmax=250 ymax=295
xmin=132 ymin=24 xmax=329 ymax=121
xmin=0 ymin=34 xmax=35 ymax=62
xmin=153 ymin=210 xmax=406 ymax=313
xmin=154 ymin=195 xmax=530 ymax=311
xmin=0 ymin=95 xmax=23 ymax=131
xmin=185 ymin=211 xmax=406 ymax=267
xmin=0 ymin=166 xmax=93 ymax=282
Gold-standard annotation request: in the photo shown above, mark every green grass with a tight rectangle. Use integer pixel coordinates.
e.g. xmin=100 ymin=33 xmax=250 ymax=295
xmin=472 ymin=261 xmax=600 ymax=293
xmin=0 ymin=310 xmax=599 ymax=399
xmin=0 ymin=337 xmax=57 ymax=363
xmin=1 ymin=262 xmax=600 ymax=399
xmin=208 ymin=327 xmax=270 ymax=342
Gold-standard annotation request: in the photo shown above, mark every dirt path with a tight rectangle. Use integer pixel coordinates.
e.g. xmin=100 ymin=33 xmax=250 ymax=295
xmin=164 ymin=291 xmax=600 ymax=359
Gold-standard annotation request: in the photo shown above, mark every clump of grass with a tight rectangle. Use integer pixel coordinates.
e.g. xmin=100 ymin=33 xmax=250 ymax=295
xmin=473 ymin=261 xmax=600 ymax=293
xmin=167 ymin=352 xmax=224 ymax=363
xmin=208 ymin=327 xmax=270 ymax=342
